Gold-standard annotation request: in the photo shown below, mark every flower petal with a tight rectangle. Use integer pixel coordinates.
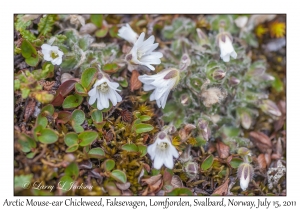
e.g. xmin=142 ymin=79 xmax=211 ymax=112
xmin=163 ymin=155 xmax=174 ymax=169
xmin=153 ymin=156 xmax=164 ymax=169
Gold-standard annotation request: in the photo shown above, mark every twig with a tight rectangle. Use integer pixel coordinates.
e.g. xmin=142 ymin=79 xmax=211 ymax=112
xmin=19 ymin=97 xmax=29 ymax=123
xmin=31 ymin=144 xmax=47 ymax=163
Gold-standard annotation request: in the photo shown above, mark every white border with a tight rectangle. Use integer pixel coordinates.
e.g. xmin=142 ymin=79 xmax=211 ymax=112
xmin=2 ymin=0 xmax=297 ymax=210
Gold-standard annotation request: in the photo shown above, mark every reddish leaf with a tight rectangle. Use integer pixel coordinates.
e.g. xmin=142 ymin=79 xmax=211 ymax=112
xmin=130 ymin=70 xmax=142 ymax=92
xmin=56 ymin=111 xmax=72 ymax=124
xmin=56 ymin=79 xmax=78 ymax=97
xmin=212 ymin=178 xmax=229 ymax=195
xmin=51 ymin=93 xmax=64 ymax=106
xmin=216 ymin=140 xmax=230 ymax=159
xmin=249 ymin=131 xmax=272 ymax=153
xmin=256 ymin=154 xmax=267 ymax=169
xmin=24 ymin=98 xmax=36 ymax=122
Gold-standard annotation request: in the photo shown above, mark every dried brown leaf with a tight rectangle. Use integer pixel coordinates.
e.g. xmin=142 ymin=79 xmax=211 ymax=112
xmin=212 ymin=178 xmax=229 ymax=195
xmin=257 ymin=154 xmax=267 ymax=169
xmin=24 ymin=98 xmax=36 ymax=122
xmin=142 ymin=174 xmax=162 ymax=185
xmin=171 ymin=175 xmax=183 ymax=188
xmin=130 ymin=70 xmax=142 ymax=92
xmin=216 ymin=140 xmax=230 ymax=159
xmin=249 ymin=131 xmax=272 ymax=153
xmin=148 ymin=178 xmax=163 ymax=194
xmin=43 ymin=81 xmax=56 ymax=91
xmin=116 ymin=182 xmax=130 ymax=191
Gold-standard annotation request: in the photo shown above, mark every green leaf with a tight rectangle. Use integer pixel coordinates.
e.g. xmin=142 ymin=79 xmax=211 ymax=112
xmin=33 ymin=125 xmax=43 ymax=141
xmin=59 ymin=175 xmax=73 ymax=192
xmin=134 ymin=123 xmax=154 ymax=134
xmin=109 ymin=26 xmax=118 ymax=37
xmin=18 ymin=134 xmax=36 ymax=153
xmin=64 ymin=132 xmax=78 ymax=146
xmin=25 ymin=56 xmax=39 ymax=67
xmin=21 ymin=88 xmax=30 ymax=99
xmin=201 ymin=155 xmax=214 ymax=171
xmin=75 ymin=83 xmax=87 ymax=96
xmin=21 ymin=39 xmax=36 ymax=58
xmin=230 ymin=158 xmax=243 ymax=169
xmin=88 ymin=147 xmax=105 ymax=159
xmin=119 ymin=78 xmax=128 ymax=88
xmin=66 ymin=144 xmax=79 ymax=153
xmin=20 ymin=29 xmax=36 ymax=42
xmin=15 ymin=15 xmax=31 ymax=31
xmin=36 ymin=115 xmax=48 ymax=128
xmin=26 ymin=152 xmax=36 ymax=159
xmin=90 ymin=14 xmax=103 ymax=28
xmin=139 ymin=115 xmax=151 ymax=122
xmin=14 ymin=174 xmax=33 ymax=190
xmin=272 ymin=74 xmax=283 ymax=92
xmin=91 ymin=110 xmax=103 ymax=123
xmin=41 ymin=104 xmax=54 ymax=116
xmin=122 ymin=143 xmax=138 ymax=152
xmin=78 ymin=131 xmax=98 ymax=146
xmin=71 ymin=109 xmax=85 ymax=125
xmin=62 ymin=94 xmax=83 ymax=109
xmin=73 ymin=124 xmax=84 ymax=133
xmin=65 ymin=162 xmax=79 ymax=179
xmin=111 ymin=170 xmax=127 ymax=184
xmin=14 ymin=79 xmax=20 ymax=90
xmin=138 ymin=145 xmax=147 ymax=157
xmin=167 ymin=188 xmax=193 ymax=196
xmin=38 ymin=128 xmax=58 ymax=144
xmin=81 ymin=67 xmax=97 ymax=89
xmin=102 ymin=63 xmax=120 ymax=74
xmin=104 ymin=159 xmax=115 ymax=171
xmin=95 ymin=27 xmax=109 ymax=38
xmin=38 ymin=15 xmax=56 ymax=36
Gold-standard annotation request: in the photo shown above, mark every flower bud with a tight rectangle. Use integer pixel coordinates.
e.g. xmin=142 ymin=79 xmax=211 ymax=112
xmin=237 ymin=147 xmax=251 ymax=156
xmin=229 ymin=76 xmax=240 ymax=86
xmin=196 ymin=28 xmax=207 ymax=40
xmin=239 ymin=110 xmax=252 ymax=129
xmin=197 ymin=119 xmax=210 ymax=141
xmin=183 ymin=161 xmax=199 ymax=179
xmin=213 ymin=69 xmax=226 ymax=81
xmin=180 ymin=94 xmax=190 ymax=106
xmin=179 ymin=124 xmax=196 ymax=141
xmin=237 ymin=163 xmax=254 ymax=191
xmin=180 ymin=145 xmax=192 ymax=163
xmin=179 ymin=53 xmax=191 ymax=71
xmin=259 ymin=99 xmax=282 ymax=117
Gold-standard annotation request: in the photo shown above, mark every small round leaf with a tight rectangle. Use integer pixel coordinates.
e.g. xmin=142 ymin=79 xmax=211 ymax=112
xmin=64 ymin=132 xmax=78 ymax=146
xmin=201 ymin=154 xmax=214 ymax=171
xmin=38 ymin=128 xmax=58 ymax=144
xmin=88 ymin=147 xmax=105 ymax=159
xmin=78 ymin=131 xmax=98 ymax=146
xmin=62 ymin=94 xmax=83 ymax=109
xmin=122 ymin=143 xmax=138 ymax=152
xmin=111 ymin=170 xmax=127 ymax=184
xmin=81 ymin=67 xmax=97 ymax=89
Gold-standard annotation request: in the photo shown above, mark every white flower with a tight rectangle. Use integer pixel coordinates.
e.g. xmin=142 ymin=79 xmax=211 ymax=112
xmin=235 ymin=16 xmax=248 ymax=28
xmin=41 ymin=44 xmax=64 ymax=65
xmin=118 ymin=24 xmax=138 ymax=44
xmin=126 ymin=32 xmax=163 ymax=71
xmin=237 ymin=163 xmax=254 ymax=191
xmin=217 ymin=33 xmax=237 ymax=62
xmin=138 ymin=68 xmax=180 ymax=109
xmin=88 ymin=73 xmax=122 ymax=110
xmin=147 ymin=131 xmax=179 ymax=169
